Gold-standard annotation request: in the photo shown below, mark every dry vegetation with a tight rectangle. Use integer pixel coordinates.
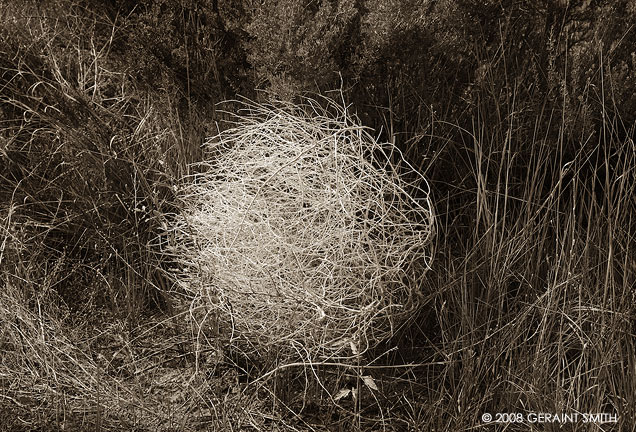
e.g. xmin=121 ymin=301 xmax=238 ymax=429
xmin=163 ymin=97 xmax=434 ymax=381
xmin=1 ymin=1 xmax=634 ymax=431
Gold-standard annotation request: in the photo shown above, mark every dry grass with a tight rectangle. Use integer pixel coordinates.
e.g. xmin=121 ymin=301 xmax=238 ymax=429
xmin=1 ymin=2 xmax=634 ymax=431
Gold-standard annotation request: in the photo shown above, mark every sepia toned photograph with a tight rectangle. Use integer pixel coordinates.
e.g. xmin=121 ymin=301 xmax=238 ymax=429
xmin=0 ymin=1 xmax=634 ymax=430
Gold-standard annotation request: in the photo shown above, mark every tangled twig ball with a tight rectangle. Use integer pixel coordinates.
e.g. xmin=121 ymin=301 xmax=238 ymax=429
xmin=165 ymin=99 xmax=434 ymax=365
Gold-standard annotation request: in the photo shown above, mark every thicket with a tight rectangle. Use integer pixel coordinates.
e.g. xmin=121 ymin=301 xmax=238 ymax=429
xmin=1 ymin=0 xmax=634 ymax=430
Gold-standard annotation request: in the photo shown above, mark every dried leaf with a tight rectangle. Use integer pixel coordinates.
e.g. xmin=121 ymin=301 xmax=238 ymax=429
xmin=349 ymin=341 xmax=358 ymax=355
xmin=316 ymin=305 xmax=326 ymax=321
xmin=362 ymin=375 xmax=378 ymax=391
xmin=334 ymin=388 xmax=351 ymax=401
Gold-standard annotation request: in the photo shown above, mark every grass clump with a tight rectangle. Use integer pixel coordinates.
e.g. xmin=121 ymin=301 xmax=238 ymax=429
xmin=164 ymin=98 xmax=435 ymax=369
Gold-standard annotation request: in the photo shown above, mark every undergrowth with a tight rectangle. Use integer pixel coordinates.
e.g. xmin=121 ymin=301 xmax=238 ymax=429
xmin=0 ymin=1 xmax=634 ymax=431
